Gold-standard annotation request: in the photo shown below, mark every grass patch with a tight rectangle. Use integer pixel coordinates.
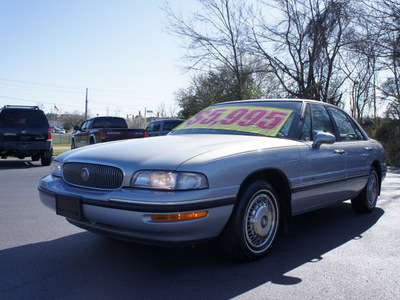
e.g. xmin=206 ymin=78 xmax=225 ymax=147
xmin=53 ymin=148 xmax=71 ymax=157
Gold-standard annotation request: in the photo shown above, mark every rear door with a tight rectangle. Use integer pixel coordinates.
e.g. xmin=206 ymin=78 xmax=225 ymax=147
xmin=326 ymin=106 xmax=372 ymax=197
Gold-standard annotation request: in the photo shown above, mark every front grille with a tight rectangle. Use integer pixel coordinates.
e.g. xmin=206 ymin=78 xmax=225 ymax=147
xmin=63 ymin=162 xmax=124 ymax=189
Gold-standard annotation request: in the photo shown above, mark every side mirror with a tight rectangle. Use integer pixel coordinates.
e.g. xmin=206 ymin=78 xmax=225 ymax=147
xmin=74 ymin=126 xmax=80 ymax=132
xmin=312 ymin=132 xmax=336 ymax=149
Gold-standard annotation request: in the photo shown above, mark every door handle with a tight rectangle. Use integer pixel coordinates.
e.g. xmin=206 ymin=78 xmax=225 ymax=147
xmin=365 ymin=147 xmax=373 ymax=152
xmin=334 ymin=149 xmax=345 ymax=155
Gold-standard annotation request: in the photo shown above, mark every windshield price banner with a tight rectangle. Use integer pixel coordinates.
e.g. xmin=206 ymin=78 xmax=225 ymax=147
xmin=175 ymin=106 xmax=293 ymax=136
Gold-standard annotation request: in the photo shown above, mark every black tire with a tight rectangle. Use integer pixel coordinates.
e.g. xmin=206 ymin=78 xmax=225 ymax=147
xmin=351 ymin=168 xmax=379 ymax=213
xmin=220 ymin=180 xmax=280 ymax=261
xmin=41 ymin=155 xmax=52 ymax=166
xmin=89 ymin=137 xmax=95 ymax=145
xmin=71 ymin=139 xmax=76 ymax=149
xmin=41 ymin=149 xmax=52 ymax=166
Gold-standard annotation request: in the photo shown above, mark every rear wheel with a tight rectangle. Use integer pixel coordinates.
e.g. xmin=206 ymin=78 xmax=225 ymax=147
xmin=351 ymin=168 xmax=379 ymax=213
xmin=41 ymin=149 xmax=53 ymax=166
xmin=221 ymin=180 xmax=280 ymax=261
xmin=41 ymin=155 xmax=52 ymax=166
xmin=71 ymin=139 xmax=76 ymax=149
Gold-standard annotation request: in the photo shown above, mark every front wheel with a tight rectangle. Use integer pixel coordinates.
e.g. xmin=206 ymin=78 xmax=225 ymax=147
xmin=351 ymin=168 xmax=379 ymax=213
xmin=221 ymin=180 xmax=280 ymax=261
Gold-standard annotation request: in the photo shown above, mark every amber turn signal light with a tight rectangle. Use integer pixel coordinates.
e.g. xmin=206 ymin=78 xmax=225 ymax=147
xmin=151 ymin=211 xmax=208 ymax=222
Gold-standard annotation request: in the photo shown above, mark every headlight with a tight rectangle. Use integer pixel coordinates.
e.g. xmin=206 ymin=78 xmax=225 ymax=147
xmin=131 ymin=171 xmax=208 ymax=190
xmin=51 ymin=160 xmax=62 ymax=177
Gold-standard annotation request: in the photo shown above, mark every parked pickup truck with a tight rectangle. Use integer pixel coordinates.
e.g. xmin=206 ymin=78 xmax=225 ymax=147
xmin=71 ymin=116 xmax=146 ymax=149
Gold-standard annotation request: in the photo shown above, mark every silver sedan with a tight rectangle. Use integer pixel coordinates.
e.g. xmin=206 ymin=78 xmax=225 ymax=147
xmin=38 ymin=99 xmax=386 ymax=261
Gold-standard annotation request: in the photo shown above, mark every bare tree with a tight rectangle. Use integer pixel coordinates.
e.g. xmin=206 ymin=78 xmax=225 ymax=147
xmin=127 ymin=115 xmax=147 ymax=129
xmin=156 ymin=103 xmax=166 ymax=118
xmin=362 ymin=0 xmax=400 ymax=113
xmin=340 ymin=7 xmax=380 ymax=121
xmin=249 ymin=0 xmax=353 ymax=105
xmin=164 ymin=0 xmax=252 ymax=100
xmin=168 ymin=103 xmax=178 ymax=118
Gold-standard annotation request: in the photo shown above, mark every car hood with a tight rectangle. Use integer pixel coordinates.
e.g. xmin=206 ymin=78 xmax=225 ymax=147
xmin=59 ymin=134 xmax=299 ymax=172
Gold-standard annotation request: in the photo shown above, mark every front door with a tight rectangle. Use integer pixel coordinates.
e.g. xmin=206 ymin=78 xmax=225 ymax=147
xmin=293 ymin=103 xmax=347 ymax=215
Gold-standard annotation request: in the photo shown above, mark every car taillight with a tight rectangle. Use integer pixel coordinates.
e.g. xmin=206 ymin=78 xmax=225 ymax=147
xmin=101 ymin=130 xmax=106 ymax=140
xmin=144 ymin=132 xmax=147 ymax=137
xmin=48 ymin=128 xmax=52 ymax=140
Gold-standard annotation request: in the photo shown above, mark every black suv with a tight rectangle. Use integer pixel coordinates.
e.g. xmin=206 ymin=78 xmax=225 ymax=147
xmin=0 ymin=105 xmax=53 ymax=165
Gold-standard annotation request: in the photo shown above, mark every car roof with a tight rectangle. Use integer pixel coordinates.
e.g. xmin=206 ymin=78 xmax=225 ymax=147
xmin=213 ymin=98 xmax=343 ymax=111
xmin=216 ymin=98 xmax=322 ymax=105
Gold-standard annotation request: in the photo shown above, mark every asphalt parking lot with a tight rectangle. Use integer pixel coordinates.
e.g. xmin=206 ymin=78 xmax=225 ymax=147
xmin=0 ymin=159 xmax=399 ymax=299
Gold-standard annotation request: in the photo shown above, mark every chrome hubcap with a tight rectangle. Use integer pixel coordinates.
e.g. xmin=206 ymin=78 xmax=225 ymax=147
xmin=245 ymin=190 xmax=278 ymax=252
xmin=367 ymin=172 xmax=378 ymax=206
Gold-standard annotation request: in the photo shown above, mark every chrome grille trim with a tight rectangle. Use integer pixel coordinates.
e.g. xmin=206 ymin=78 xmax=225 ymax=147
xmin=63 ymin=162 xmax=124 ymax=189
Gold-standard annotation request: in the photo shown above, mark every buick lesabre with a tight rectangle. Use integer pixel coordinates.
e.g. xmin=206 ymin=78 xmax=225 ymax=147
xmin=38 ymin=99 xmax=386 ymax=260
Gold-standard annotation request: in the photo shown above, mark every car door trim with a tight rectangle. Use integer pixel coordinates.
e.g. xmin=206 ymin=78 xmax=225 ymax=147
xmin=292 ymin=172 xmax=369 ymax=193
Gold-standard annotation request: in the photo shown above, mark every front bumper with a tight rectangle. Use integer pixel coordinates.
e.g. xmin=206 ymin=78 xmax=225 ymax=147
xmin=38 ymin=175 xmax=237 ymax=244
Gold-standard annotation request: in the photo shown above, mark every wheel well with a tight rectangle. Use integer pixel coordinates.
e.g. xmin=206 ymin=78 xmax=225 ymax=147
xmin=89 ymin=135 xmax=96 ymax=144
xmin=371 ymin=160 xmax=382 ymax=195
xmin=238 ymin=169 xmax=293 ymax=233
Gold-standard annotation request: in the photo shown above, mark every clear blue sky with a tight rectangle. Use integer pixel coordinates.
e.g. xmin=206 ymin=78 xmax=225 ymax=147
xmin=0 ymin=0 xmax=196 ymax=117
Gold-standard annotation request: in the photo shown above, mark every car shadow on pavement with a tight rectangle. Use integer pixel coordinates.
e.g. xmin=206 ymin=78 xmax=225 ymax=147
xmin=0 ymin=159 xmax=43 ymax=169
xmin=0 ymin=202 xmax=384 ymax=299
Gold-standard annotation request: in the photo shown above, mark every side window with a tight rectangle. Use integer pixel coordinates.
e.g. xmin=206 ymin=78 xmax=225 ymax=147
xmin=163 ymin=121 xmax=176 ymax=131
xmin=327 ymin=107 xmax=362 ymax=141
xmin=146 ymin=122 xmax=154 ymax=132
xmin=153 ymin=122 xmax=161 ymax=132
xmin=311 ymin=104 xmax=336 ymax=140
xmin=81 ymin=121 xmax=89 ymax=130
xmin=300 ymin=104 xmax=312 ymax=141
xmin=353 ymin=126 xmax=365 ymax=140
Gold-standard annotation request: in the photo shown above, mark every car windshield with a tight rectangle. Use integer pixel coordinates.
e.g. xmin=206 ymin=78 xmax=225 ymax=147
xmin=171 ymin=100 xmax=302 ymax=138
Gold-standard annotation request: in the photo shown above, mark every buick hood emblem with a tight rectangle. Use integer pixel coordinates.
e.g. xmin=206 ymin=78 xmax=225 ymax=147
xmin=80 ymin=168 xmax=90 ymax=182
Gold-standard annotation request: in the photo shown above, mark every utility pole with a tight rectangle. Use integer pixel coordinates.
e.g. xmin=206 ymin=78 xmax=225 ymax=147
xmin=85 ymin=88 xmax=88 ymax=119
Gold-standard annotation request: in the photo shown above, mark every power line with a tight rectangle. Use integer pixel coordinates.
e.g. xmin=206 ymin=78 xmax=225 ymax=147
xmin=0 ymin=77 xmax=177 ymax=116
xmin=0 ymin=95 xmax=82 ymax=109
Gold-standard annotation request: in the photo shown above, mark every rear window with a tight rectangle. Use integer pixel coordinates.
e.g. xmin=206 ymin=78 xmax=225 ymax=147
xmin=0 ymin=109 xmax=48 ymax=127
xmin=92 ymin=118 xmax=127 ymax=128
